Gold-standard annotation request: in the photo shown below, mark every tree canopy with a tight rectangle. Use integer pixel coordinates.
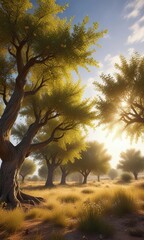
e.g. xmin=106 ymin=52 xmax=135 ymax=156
xmin=95 ymin=54 xmax=144 ymax=141
xmin=117 ymin=149 xmax=144 ymax=180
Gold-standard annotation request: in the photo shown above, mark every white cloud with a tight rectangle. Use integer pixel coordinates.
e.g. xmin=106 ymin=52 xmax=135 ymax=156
xmin=124 ymin=0 xmax=144 ymax=19
xmin=98 ymin=62 xmax=103 ymax=69
xmin=128 ymin=48 xmax=135 ymax=55
xmin=87 ymin=77 xmax=95 ymax=88
xmin=104 ymin=54 xmax=121 ymax=73
xmin=104 ymin=54 xmax=121 ymax=66
xmin=127 ymin=16 xmax=144 ymax=44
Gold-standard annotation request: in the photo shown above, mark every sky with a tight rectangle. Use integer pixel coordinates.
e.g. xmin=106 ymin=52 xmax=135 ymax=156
xmin=32 ymin=0 xmax=144 ymax=168
xmin=54 ymin=0 xmax=144 ymax=168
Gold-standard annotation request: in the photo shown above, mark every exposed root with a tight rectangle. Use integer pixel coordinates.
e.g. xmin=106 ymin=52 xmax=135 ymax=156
xmin=19 ymin=191 xmax=45 ymax=205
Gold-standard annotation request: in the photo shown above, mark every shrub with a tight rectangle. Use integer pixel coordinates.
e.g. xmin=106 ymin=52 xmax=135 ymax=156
xmin=120 ymin=172 xmax=133 ymax=183
xmin=77 ymin=202 xmax=114 ymax=237
xmin=112 ymin=189 xmax=138 ymax=216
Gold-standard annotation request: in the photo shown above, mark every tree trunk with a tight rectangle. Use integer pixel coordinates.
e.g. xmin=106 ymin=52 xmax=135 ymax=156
xmin=60 ymin=172 xmax=67 ymax=185
xmin=97 ymin=175 xmax=100 ymax=182
xmin=133 ymin=172 xmax=138 ymax=180
xmin=0 ymin=159 xmax=44 ymax=208
xmin=45 ymin=165 xmax=55 ymax=187
xmin=82 ymin=174 xmax=88 ymax=184
xmin=0 ymin=160 xmax=20 ymax=208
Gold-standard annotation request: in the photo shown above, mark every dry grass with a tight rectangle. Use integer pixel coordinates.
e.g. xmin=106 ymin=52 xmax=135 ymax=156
xmin=1 ymin=180 xmax=144 ymax=237
xmin=0 ymin=208 xmax=24 ymax=233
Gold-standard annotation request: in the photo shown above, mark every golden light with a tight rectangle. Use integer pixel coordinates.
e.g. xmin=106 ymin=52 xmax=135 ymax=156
xmin=87 ymin=126 xmax=144 ymax=168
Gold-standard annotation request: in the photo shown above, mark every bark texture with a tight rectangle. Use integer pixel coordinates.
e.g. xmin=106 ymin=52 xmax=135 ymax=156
xmin=0 ymin=156 xmax=44 ymax=208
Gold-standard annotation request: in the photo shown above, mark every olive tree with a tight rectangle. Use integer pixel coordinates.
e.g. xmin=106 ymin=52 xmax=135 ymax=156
xmin=0 ymin=0 xmax=106 ymax=207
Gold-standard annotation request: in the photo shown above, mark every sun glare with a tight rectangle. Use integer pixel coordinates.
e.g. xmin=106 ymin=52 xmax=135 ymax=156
xmin=87 ymin=127 xmax=144 ymax=168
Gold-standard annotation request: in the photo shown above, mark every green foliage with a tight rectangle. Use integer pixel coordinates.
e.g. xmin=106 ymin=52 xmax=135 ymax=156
xmin=120 ymin=172 xmax=133 ymax=183
xmin=95 ymin=53 xmax=144 ymax=141
xmin=118 ymin=149 xmax=144 ymax=179
xmin=73 ymin=141 xmax=111 ymax=177
xmin=0 ymin=0 xmax=106 ymax=160
xmin=20 ymin=159 xmax=36 ymax=181
xmin=0 ymin=0 xmax=106 ymax=106
xmin=77 ymin=202 xmax=114 ymax=237
xmin=36 ymin=134 xmax=87 ymax=173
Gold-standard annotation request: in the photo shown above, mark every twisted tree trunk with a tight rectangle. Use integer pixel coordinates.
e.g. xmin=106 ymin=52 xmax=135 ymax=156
xmin=0 ymin=152 xmax=44 ymax=208
xmin=0 ymin=160 xmax=20 ymax=208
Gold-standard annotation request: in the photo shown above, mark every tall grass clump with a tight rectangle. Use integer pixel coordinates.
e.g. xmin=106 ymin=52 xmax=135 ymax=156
xmin=81 ymin=188 xmax=94 ymax=194
xmin=0 ymin=208 xmax=24 ymax=233
xmin=58 ymin=193 xmax=80 ymax=203
xmin=112 ymin=189 xmax=138 ymax=216
xmin=120 ymin=172 xmax=133 ymax=183
xmin=43 ymin=210 xmax=67 ymax=227
xmin=25 ymin=208 xmax=50 ymax=220
xmin=77 ymin=202 xmax=114 ymax=237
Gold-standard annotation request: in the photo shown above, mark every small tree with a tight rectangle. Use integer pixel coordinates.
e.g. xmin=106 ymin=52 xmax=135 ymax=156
xmin=20 ymin=159 xmax=36 ymax=182
xmin=108 ymin=168 xmax=118 ymax=180
xmin=118 ymin=149 xmax=144 ymax=180
xmin=73 ymin=141 xmax=111 ymax=184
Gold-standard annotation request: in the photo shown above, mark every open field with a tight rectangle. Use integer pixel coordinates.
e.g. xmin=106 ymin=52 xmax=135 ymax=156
xmin=1 ymin=180 xmax=144 ymax=240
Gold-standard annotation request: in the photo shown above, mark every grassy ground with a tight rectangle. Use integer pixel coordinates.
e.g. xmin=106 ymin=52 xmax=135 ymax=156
xmin=1 ymin=180 xmax=144 ymax=239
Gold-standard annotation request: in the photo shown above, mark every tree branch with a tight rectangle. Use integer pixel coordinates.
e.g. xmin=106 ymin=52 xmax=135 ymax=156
xmin=24 ymin=77 xmax=49 ymax=97
xmin=28 ymin=121 xmax=74 ymax=153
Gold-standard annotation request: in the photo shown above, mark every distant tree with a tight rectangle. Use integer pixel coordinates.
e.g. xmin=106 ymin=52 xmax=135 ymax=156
xmin=20 ymin=159 xmax=36 ymax=183
xmin=94 ymin=157 xmax=110 ymax=182
xmin=95 ymin=54 xmax=144 ymax=142
xmin=108 ymin=168 xmax=118 ymax=180
xmin=36 ymin=135 xmax=86 ymax=187
xmin=60 ymin=161 xmax=73 ymax=185
xmin=38 ymin=164 xmax=61 ymax=181
xmin=118 ymin=149 xmax=144 ymax=180
xmin=73 ymin=141 xmax=111 ymax=184
xmin=0 ymin=0 xmax=106 ymax=207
